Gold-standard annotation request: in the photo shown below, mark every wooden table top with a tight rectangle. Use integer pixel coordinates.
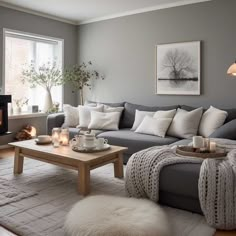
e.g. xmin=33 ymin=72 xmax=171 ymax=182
xmin=9 ymin=139 xmax=127 ymax=163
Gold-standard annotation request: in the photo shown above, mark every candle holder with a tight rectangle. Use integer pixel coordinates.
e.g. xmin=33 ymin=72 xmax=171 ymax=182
xmin=60 ymin=128 xmax=69 ymax=146
xmin=52 ymin=128 xmax=61 ymax=148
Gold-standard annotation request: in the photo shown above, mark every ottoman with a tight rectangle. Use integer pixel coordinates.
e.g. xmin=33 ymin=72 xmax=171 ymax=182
xmin=65 ymin=195 xmax=170 ymax=236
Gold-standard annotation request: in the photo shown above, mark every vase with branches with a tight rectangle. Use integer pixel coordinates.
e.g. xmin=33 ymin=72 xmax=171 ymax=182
xmin=22 ymin=61 xmax=63 ymax=112
xmin=63 ymin=61 xmax=104 ymax=105
xmin=13 ymin=97 xmax=29 ymax=114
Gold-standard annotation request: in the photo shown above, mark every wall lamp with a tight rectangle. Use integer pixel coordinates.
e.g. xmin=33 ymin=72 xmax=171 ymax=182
xmin=227 ymin=60 xmax=236 ymax=76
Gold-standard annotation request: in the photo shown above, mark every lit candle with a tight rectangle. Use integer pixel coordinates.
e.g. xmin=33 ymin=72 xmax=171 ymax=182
xmin=60 ymin=128 xmax=69 ymax=146
xmin=210 ymin=142 xmax=216 ymax=152
xmin=52 ymin=128 xmax=61 ymax=148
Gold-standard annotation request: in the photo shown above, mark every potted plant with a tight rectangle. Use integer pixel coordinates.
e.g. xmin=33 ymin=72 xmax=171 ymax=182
xmin=22 ymin=61 xmax=63 ymax=112
xmin=63 ymin=61 xmax=104 ymax=105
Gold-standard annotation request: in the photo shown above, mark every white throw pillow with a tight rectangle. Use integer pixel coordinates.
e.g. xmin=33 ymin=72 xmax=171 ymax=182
xmin=153 ymin=109 xmax=176 ymax=119
xmin=103 ymin=105 xmax=124 ymax=113
xmin=88 ymin=111 xmax=121 ymax=130
xmin=199 ymin=106 xmax=228 ymax=137
xmin=131 ymin=110 xmax=155 ymax=130
xmin=78 ymin=105 xmax=103 ymax=128
xmin=135 ymin=116 xmax=172 ymax=138
xmin=167 ymin=107 xmax=203 ymax=138
xmin=63 ymin=104 xmax=80 ymax=127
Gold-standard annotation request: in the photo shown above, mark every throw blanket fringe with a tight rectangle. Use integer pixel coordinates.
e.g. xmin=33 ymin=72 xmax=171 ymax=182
xmin=125 ymin=140 xmax=236 ymax=230
xmin=199 ymin=150 xmax=236 ymax=230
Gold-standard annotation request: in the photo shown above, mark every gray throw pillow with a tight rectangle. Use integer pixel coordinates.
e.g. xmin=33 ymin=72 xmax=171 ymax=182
xmin=167 ymin=107 xmax=203 ymax=138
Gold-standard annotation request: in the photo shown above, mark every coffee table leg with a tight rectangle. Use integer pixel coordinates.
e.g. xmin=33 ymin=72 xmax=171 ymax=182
xmin=114 ymin=152 xmax=124 ymax=178
xmin=78 ymin=162 xmax=90 ymax=196
xmin=14 ymin=147 xmax=24 ymax=174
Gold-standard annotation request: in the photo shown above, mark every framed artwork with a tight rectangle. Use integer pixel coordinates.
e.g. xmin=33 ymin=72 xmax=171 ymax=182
xmin=156 ymin=41 xmax=201 ymax=95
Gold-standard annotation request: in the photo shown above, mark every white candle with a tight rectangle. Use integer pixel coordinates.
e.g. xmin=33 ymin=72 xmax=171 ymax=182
xmin=204 ymin=138 xmax=210 ymax=150
xmin=210 ymin=142 xmax=216 ymax=152
xmin=193 ymin=136 xmax=204 ymax=148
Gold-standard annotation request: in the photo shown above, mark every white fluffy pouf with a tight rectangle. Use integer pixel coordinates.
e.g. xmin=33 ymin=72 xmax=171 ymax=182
xmin=64 ymin=195 xmax=170 ymax=236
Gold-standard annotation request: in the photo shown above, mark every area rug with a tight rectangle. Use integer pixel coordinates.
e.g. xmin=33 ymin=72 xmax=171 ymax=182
xmin=0 ymin=157 xmax=215 ymax=236
xmin=0 ymin=177 xmax=37 ymax=206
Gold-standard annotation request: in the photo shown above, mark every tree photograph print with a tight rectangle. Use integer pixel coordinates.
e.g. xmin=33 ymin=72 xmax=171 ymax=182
xmin=156 ymin=41 xmax=200 ymax=95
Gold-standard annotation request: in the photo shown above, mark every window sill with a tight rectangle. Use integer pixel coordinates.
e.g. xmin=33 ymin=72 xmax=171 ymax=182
xmin=8 ymin=112 xmax=47 ymax=120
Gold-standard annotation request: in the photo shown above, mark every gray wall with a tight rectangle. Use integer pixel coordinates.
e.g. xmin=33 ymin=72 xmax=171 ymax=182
xmin=78 ymin=0 xmax=236 ymax=108
xmin=0 ymin=6 xmax=78 ymax=144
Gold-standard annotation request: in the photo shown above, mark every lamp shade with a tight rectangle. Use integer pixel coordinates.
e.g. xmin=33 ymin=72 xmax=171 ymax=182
xmin=227 ymin=60 xmax=236 ymax=76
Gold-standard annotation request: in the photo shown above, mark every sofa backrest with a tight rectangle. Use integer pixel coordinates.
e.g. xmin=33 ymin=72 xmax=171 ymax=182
xmin=224 ymin=108 xmax=236 ymax=123
xmin=120 ymin=102 xmax=179 ymax=128
xmin=85 ymin=101 xmax=236 ymax=128
xmin=180 ymin=105 xmax=236 ymax=124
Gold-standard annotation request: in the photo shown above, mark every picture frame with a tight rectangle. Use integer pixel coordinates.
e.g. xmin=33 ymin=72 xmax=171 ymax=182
xmin=156 ymin=41 xmax=201 ymax=95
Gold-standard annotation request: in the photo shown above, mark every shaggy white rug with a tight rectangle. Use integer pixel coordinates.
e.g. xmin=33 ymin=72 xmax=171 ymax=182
xmin=0 ymin=157 xmax=215 ymax=236
xmin=65 ymin=195 xmax=170 ymax=236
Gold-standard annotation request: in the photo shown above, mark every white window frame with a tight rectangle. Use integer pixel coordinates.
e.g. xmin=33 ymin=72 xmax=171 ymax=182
xmin=2 ymin=28 xmax=65 ymax=110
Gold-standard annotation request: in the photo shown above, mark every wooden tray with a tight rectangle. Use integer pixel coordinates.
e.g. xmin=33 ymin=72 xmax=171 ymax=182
xmin=176 ymin=146 xmax=227 ymax=159
xmin=72 ymin=144 xmax=111 ymax=153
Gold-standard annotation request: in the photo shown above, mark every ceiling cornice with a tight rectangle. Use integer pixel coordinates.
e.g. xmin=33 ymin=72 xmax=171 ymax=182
xmin=0 ymin=0 xmax=213 ymax=26
xmin=0 ymin=1 xmax=77 ymax=25
xmin=79 ymin=0 xmax=212 ymax=25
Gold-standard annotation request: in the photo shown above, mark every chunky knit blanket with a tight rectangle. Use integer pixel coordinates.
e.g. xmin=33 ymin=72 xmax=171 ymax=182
xmin=125 ymin=139 xmax=236 ymax=230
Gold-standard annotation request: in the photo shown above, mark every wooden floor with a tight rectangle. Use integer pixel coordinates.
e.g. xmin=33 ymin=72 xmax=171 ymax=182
xmin=0 ymin=148 xmax=235 ymax=236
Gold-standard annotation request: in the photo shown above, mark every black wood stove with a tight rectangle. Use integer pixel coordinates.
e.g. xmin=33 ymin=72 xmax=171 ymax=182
xmin=0 ymin=95 xmax=12 ymax=135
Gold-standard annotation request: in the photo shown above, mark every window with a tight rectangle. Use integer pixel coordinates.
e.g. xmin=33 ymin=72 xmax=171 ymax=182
xmin=3 ymin=29 xmax=64 ymax=112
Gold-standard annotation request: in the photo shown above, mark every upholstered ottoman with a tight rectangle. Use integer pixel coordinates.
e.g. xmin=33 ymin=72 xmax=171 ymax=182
xmin=65 ymin=195 xmax=170 ymax=236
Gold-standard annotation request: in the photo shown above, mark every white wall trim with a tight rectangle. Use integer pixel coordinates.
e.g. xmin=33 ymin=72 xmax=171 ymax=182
xmin=0 ymin=1 xmax=77 ymax=25
xmin=0 ymin=0 xmax=212 ymax=26
xmin=79 ymin=0 xmax=212 ymax=25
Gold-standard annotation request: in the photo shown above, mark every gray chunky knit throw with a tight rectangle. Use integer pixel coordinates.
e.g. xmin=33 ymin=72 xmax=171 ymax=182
xmin=125 ymin=139 xmax=236 ymax=230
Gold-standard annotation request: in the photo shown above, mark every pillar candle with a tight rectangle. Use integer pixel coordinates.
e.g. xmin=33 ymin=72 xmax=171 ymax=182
xmin=193 ymin=136 xmax=204 ymax=148
xmin=210 ymin=142 xmax=216 ymax=152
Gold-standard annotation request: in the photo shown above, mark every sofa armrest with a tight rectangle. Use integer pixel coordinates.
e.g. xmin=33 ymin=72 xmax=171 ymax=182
xmin=46 ymin=113 xmax=65 ymax=135
xmin=209 ymin=119 xmax=236 ymax=140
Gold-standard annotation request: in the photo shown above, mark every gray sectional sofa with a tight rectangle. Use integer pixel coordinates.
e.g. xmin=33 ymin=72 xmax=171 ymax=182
xmin=47 ymin=101 xmax=236 ymax=214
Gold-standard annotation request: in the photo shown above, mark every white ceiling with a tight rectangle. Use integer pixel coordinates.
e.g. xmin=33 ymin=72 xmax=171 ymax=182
xmin=0 ymin=0 xmax=212 ymax=25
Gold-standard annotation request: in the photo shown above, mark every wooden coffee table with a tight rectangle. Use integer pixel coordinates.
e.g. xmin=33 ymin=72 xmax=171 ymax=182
xmin=9 ymin=140 xmax=127 ymax=196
